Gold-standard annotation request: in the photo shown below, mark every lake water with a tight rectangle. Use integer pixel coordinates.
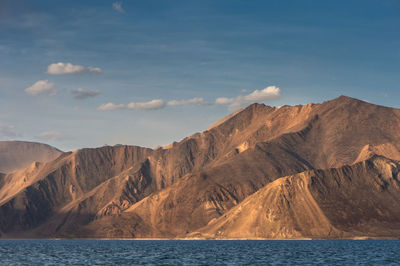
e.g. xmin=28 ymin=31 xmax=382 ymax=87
xmin=0 ymin=240 xmax=399 ymax=265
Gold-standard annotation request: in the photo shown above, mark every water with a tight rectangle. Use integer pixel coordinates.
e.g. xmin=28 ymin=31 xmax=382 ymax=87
xmin=0 ymin=240 xmax=399 ymax=265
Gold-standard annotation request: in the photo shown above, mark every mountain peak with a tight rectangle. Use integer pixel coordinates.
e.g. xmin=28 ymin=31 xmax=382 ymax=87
xmin=329 ymin=95 xmax=370 ymax=105
xmin=2 ymin=96 xmax=400 ymax=239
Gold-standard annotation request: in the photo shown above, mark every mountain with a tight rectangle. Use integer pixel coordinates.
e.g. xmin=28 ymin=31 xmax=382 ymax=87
xmin=0 ymin=141 xmax=62 ymax=173
xmin=1 ymin=96 xmax=400 ymax=239
xmin=192 ymin=155 xmax=400 ymax=239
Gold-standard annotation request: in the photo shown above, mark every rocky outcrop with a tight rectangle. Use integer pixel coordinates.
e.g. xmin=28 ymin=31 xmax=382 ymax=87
xmin=192 ymin=156 xmax=400 ymax=239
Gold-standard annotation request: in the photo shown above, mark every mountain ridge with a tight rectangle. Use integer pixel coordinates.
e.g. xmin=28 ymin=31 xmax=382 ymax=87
xmin=1 ymin=95 xmax=400 ymax=239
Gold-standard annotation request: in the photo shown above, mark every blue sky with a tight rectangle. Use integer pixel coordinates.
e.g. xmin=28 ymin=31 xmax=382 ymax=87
xmin=0 ymin=0 xmax=399 ymax=151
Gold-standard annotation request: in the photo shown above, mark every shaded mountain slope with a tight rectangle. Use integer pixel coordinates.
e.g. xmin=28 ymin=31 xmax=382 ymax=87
xmin=193 ymin=156 xmax=400 ymax=239
xmin=0 ymin=141 xmax=62 ymax=173
xmin=70 ymin=141 xmax=313 ymax=238
xmin=0 ymin=145 xmax=152 ymax=234
xmin=31 ymin=160 xmax=155 ymax=237
xmin=20 ymin=135 xmax=314 ymax=238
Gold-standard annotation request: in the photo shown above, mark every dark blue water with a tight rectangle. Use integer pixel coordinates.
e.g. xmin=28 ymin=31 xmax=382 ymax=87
xmin=0 ymin=240 xmax=399 ymax=265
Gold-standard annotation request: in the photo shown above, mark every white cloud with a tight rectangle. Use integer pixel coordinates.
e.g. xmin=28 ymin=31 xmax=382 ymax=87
xmin=25 ymin=80 xmax=56 ymax=95
xmin=72 ymin=88 xmax=101 ymax=100
xmin=96 ymin=87 xmax=280 ymax=112
xmin=244 ymin=86 xmax=281 ymax=101
xmin=216 ymin=86 xmax=281 ymax=110
xmin=112 ymin=2 xmax=125 ymax=13
xmin=47 ymin=62 xmax=102 ymax=75
xmin=215 ymin=97 xmax=234 ymax=105
xmin=36 ymin=131 xmax=65 ymax=141
xmin=98 ymin=100 xmax=166 ymax=111
xmin=98 ymin=98 xmax=204 ymax=111
xmin=98 ymin=102 xmax=126 ymax=111
xmin=167 ymin=97 xmax=204 ymax=106
xmin=0 ymin=124 xmax=17 ymax=137
xmin=47 ymin=62 xmax=85 ymax=75
xmin=127 ymin=99 xmax=166 ymax=110
xmin=88 ymin=66 xmax=102 ymax=73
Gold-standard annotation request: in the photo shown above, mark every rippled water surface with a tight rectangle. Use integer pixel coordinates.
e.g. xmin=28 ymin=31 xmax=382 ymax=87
xmin=0 ymin=240 xmax=399 ymax=265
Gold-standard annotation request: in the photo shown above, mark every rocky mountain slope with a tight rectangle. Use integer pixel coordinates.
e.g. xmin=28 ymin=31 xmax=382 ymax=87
xmin=192 ymin=155 xmax=400 ymax=239
xmin=1 ymin=96 xmax=400 ymax=239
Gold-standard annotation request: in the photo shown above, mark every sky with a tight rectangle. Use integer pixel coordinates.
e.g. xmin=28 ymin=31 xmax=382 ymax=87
xmin=0 ymin=0 xmax=399 ymax=151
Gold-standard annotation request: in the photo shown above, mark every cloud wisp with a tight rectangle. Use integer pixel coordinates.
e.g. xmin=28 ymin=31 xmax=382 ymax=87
xmin=47 ymin=62 xmax=102 ymax=75
xmin=25 ymin=80 xmax=56 ymax=96
xmin=98 ymin=99 xmax=166 ymax=111
xmin=98 ymin=86 xmax=280 ymax=112
xmin=127 ymin=99 xmax=166 ymax=110
xmin=98 ymin=86 xmax=280 ymax=111
xmin=97 ymin=103 xmax=126 ymax=111
xmin=98 ymin=97 xmax=210 ymax=111
xmin=72 ymin=88 xmax=101 ymax=100
xmin=47 ymin=63 xmax=85 ymax=75
xmin=216 ymin=86 xmax=281 ymax=110
xmin=112 ymin=2 xmax=125 ymax=13
xmin=88 ymin=66 xmax=102 ymax=74
xmin=167 ymin=97 xmax=205 ymax=106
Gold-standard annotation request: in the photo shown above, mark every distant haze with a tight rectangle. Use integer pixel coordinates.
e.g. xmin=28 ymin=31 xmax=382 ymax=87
xmin=0 ymin=141 xmax=62 ymax=173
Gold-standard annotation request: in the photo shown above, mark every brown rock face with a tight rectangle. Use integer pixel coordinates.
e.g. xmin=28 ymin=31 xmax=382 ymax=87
xmin=193 ymin=156 xmax=400 ymax=239
xmin=1 ymin=96 xmax=400 ymax=239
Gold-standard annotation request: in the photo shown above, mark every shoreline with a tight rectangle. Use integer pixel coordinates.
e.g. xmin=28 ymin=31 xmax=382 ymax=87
xmin=1 ymin=236 xmax=399 ymax=241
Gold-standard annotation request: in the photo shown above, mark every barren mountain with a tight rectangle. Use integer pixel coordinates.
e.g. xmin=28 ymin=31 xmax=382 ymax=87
xmin=192 ymin=156 xmax=400 ymax=239
xmin=1 ymin=96 xmax=400 ymax=239
xmin=0 ymin=141 xmax=62 ymax=174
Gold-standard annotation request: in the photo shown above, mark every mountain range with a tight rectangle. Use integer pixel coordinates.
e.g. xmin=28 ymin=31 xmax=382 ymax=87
xmin=1 ymin=96 xmax=400 ymax=239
